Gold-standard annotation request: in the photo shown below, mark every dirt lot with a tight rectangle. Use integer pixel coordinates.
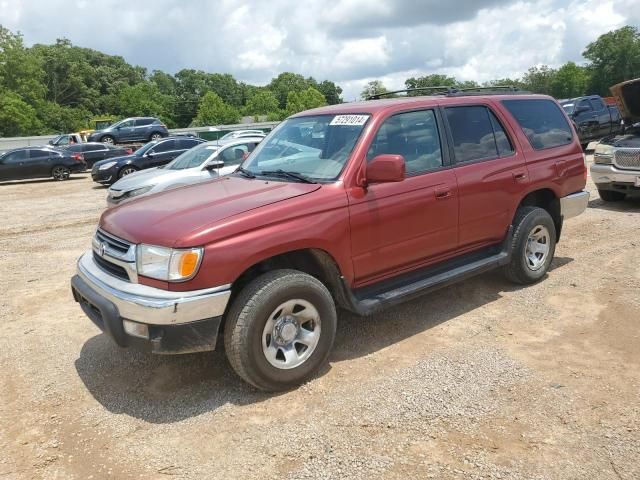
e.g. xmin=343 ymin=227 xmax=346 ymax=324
xmin=1 ymin=158 xmax=639 ymax=480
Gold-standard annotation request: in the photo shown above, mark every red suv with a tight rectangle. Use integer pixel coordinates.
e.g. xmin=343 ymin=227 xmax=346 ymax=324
xmin=71 ymin=90 xmax=589 ymax=391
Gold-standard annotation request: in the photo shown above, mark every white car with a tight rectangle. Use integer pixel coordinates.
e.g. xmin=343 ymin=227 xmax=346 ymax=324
xmin=219 ymin=130 xmax=267 ymax=140
xmin=106 ymin=137 xmax=263 ymax=206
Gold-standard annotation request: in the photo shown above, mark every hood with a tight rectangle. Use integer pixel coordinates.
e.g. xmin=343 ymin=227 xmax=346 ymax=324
xmin=109 ymin=167 xmax=173 ymax=191
xmin=610 ymin=78 xmax=640 ymax=123
xmin=600 ymin=133 xmax=640 ymax=148
xmin=93 ymin=153 xmax=137 ymax=168
xmin=100 ymin=176 xmax=321 ymax=247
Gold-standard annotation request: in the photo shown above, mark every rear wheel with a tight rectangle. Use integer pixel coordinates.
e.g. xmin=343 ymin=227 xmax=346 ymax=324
xmin=224 ymin=270 xmax=337 ymax=391
xmin=149 ymin=132 xmax=163 ymax=141
xmin=118 ymin=166 xmax=138 ymax=178
xmin=101 ymin=135 xmax=115 ymax=145
xmin=598 ymin=189 xmax=625 ymax=202
xmin=504 ymin=206 xmax=556 ymax=285
xmin=51 ymin=166 xmax=70 ymax=181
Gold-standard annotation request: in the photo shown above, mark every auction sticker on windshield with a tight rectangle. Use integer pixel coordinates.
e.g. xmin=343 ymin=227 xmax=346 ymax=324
xmin=330 ymin=115 xmax=369 ymax=126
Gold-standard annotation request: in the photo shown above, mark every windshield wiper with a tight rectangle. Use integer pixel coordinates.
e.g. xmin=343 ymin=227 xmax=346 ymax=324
xmin=235 ymin=167 xmax=256 ymax=179
xmin=260 ymin=169 xmax=317 ymax=184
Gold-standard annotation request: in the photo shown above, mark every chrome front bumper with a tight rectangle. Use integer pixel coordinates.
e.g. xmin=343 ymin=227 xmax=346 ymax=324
xmin=560 ymin=191 xmax=589 ymax=220
xmin=75 ymin=250 xmax=231 ymax=325
xmin=590 ymin=163 xmax=640 ymax=185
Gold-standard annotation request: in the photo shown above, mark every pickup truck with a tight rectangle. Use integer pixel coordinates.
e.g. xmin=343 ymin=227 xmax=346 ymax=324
xmin=71 ymin=91 xmax=589 ymax=391
xmin=591 ymin=78 xmax=640 ymax=201
xmin=560 ymin=95 xmax=623 ymax=148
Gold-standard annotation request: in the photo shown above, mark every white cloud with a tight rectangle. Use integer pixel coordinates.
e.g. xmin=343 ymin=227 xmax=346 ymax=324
xmin=0 ymin=0 xmax=636 ymax=100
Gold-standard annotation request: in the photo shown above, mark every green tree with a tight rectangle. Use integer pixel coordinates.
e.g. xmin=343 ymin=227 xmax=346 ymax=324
xmin=550 ymin=62 xmax=589 ymax=99
xmin=317 ymin=80 xmax=343 ymax=104
xmin=360 ymin=80 xmax=390 ymax=100
xmin=191 ymin=91 xmax=240 ymax=126
xmin=522 ymin=65 xmax=557 ymax=94
xmin=268 ymin=72 xmax=310 ymax=108
xmin=117 ymin=83 xmax=172 ymax=123
xmin=583 ymin=26 xmax=640 ymax=95
xmin=0 ymin=26 xmax=46 ymax=105
xmin=0 ymin=90 xmax=42 ymax=136
xmin=245 ymin=90 xmax=279 ymax=116
xmin=483 ymin=78 xmax=526 ymax=89
xmin=285 ymin=87 xmax=327 ymax=116
xmin=405 ymin=74 xmax=457 ymax=94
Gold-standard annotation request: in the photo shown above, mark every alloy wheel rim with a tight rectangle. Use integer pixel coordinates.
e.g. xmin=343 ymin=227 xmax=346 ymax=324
xmin=262 ymin=299 xmax=321 ymax=370
xmin=53 ymin=167 xmax=69 ymax=180
xmin=103 ymin=137 xmax=114 ymax=144
xmin=524 ymin=224 xmax=550 ymax=271
xmin=151 ymin=134 xmax=161 ymax=140
xmin=121 ymin=168 xmax=136 ymax=177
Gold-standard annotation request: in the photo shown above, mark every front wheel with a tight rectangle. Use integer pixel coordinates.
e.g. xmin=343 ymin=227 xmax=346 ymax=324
xmin=224 ymin=270 xmax=337 ymax=391
xmin=118 ymin=166 xmax=138 ymax=179
xmin=598 ymin=189 xmax=625 ymax=202
xmin=503 ymin=207 xmax=556 ymax=285
xmin=51 ymin=166 xmax=70 ymax=181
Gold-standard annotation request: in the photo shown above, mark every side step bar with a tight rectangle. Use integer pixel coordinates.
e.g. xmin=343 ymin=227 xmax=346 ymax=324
xmin=339 ymin=226 xmax=513 ymax=316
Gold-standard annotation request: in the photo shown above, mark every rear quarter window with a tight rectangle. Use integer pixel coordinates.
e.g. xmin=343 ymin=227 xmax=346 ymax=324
xmin=502 ymin=99 xmax=573 ymax=150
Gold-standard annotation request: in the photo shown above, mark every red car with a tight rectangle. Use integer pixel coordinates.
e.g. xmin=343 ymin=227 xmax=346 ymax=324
xmin=71 ymin=89 xmax=589 ymax=391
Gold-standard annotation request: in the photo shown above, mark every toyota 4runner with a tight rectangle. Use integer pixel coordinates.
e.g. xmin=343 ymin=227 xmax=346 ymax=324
xmin=71 ymin=89 xmax=589 ymax=391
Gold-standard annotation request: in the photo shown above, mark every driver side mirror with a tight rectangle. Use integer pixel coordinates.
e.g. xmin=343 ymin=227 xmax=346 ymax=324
xmin=366 ymin=154 xmax=405 ymax=184
xmin=205 ymin=159 xmax=225 ymax=170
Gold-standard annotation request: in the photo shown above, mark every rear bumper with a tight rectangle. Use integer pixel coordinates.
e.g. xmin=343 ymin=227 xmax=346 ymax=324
xmin=71 ymin=250 xmax=231 ymax=354
xmin=560 ymin=191 xmax=589 ymax=220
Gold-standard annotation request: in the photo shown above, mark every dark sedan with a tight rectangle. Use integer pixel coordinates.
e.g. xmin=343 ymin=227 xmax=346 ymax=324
xmin=61 ymin=143 xmax=132 ymax=167
xmin=91 ymin=136 xmax=204 ymax=185
xmin=0 ymin=147 xmax=87 ymax=182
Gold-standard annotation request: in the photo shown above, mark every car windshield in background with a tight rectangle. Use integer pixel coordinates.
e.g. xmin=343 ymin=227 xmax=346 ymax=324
xmin=166 ymin=145 xmax=219 ymax=170
xmin=134 ymin=142 xmax=156 ymax=156
xmin=560 ymin=102 xmax=574 ymax=114
xmin=241 ymin=114 xmax=370 ymax=181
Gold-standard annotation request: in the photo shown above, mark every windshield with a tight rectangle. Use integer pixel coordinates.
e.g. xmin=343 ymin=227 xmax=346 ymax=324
xmin=241 ymin=114 xmax=370 ymax=181
xmin=165 ymin=144 xmax=219 ymax=170
xmin=561 ymin=102 xmax=574 ymax=114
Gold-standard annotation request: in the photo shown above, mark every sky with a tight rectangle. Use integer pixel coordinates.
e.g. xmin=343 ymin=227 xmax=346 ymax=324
xmin=1 ymin=0 xmax=638 ymax=100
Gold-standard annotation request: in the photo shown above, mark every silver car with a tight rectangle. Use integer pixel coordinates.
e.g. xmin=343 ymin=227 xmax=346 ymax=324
xmin=219 ymin=130 xmax=267 ymax=140
xmin=106 ymin=137 xmax=263 ymax=206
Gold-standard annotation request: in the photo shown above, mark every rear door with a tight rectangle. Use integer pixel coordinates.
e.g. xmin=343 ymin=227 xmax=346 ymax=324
xmin=82 ymin=144 xmax=108 ymax=166
xmin=443 ymin=104 xmax=525 ymax=251
xmin=26 ymin=148 xmax=55 ymax=178
xmin=133 ymin=118 xmax=154 ymax=141
xmin=348 ymin=108 xmax=459 ymax=285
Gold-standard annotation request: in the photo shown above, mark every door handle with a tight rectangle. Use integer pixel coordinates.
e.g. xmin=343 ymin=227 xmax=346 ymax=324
xmin=435 ymin=187 xmax=452 ymax=199
xmin=513 ymin=172 xmax=527 ymax=182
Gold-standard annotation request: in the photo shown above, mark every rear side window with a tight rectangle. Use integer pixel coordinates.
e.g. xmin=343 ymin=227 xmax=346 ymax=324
xmin=84 ymin=144 xmax=105 ymax=152
xmin=151 ymin=140 xmax=175 ymax=153
xmin=502 ymin=99 xmax=573 ymax=150
xmin=135 ymin=118 xmax=154 ymax=126
xmin=445 ymin=106 xmax=514 ymax=163
xmin=177 ymin=138 xmax=201 ymax=149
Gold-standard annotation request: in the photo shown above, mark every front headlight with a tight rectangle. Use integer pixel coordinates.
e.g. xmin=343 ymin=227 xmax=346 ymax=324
xmin=594 ymin=143 xmax=614 ymax=164
xmin=127 ymin=185 xmax=154 ymax=198
xmin=136 ymin=244 xmax=203 ymax=281
xmin=99 ymin=161 xmax=117 ymax=170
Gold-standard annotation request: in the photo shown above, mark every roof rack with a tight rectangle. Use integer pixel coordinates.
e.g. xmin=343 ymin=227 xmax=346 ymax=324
xmin=366 ymin=85 xmax=529 ymax=100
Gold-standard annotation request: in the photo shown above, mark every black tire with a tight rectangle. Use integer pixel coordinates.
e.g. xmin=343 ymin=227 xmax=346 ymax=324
xmin=118 ymin=165 xmax=138 ymax=179
xmin=503 ymin=207 xmax=556 ymax=285
xmin=598 ymin=189 xmax=625 ymax=202
xmin=101 ymin=135 xmax=115 ymax=145
xmin=224 ymin=269 xmax=337 ymax=392
xmin=51 ymin=165 xmax=70 ymax=181
xmin=149 ymin=132 xmax=163 ymax=142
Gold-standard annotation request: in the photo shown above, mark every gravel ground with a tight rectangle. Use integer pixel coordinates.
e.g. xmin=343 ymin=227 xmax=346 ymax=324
xmin=1 ymin=158 xmax=639 ymax=479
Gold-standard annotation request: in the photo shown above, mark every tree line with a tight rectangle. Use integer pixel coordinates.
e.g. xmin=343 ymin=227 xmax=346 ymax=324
xmin=1 ymin=24 xmax=639 ymax=137
xmin=361 ymin=26 xmax=640 ymax=101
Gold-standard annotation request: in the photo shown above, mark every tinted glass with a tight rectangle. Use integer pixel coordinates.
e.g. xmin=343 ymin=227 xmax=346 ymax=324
xmin=150 ymin=140 xmax=175 ymax=153
xmin=27 ymin=149 xmax=51 ymax=159
xmin=118 ymin=120 xmax=135 ymax=128
xmin=177 ymin=138 xmax=201 ymax=149
xmin=577 ymin=99 xmax=592 ymax=112
xmin=445 ymin=106 xmax=499 ymax=162
xmin=3 ymin=150 xmax=28 ymax=163
xmin=502 ymin=99 xmax=573 ymax=150
xmin=135 ymin=118 xmax=153 ymax=126
xmin=590 ymin=97 xmax=605 ymax=111
xmin=166 ymin=144 xmax=219 ymax=170
xmin=65 ymin=145 xmax=82 ymax=152
xmin=84 ymin=144 xmax=105 ymax=152
xmin=368 ymin=109 xmax=443 ymax=175
xmin=488 ymin=110 xmax=514 ymax=156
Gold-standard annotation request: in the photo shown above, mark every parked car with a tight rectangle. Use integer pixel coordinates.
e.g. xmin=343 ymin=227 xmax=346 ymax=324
xmin=71 ymin=91 xmax=589 ymax=391
xmin=106 ymin=137 xmax=263 ymax=206
xmin=91 ymin=137 xmax=204 ymax=185
xmin=0 ymin=146 xmax=86 ymax=182
xmin=61 ymin=143 xmax=132 ymax=168
xmin=591 ymin=78 xmax=640 ymax=201
xmin=219 ymin=129 xmax=267 ymax=140
xmin=48 ymin=133 xmax=84 ymax=147
xmin=87 ymin=117 xmax=169 ymax=145
xmin=559 ymin=95 xmax=624 ymax=148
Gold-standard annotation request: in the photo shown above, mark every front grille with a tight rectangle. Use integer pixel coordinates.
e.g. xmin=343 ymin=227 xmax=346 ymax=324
xmin=96 ymin=229 xmax=131 ymax=255
xmin=93 ymin=251 xmax=130 ymax=280
xmin=613 ymin=148 xmax=640 ymax=170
